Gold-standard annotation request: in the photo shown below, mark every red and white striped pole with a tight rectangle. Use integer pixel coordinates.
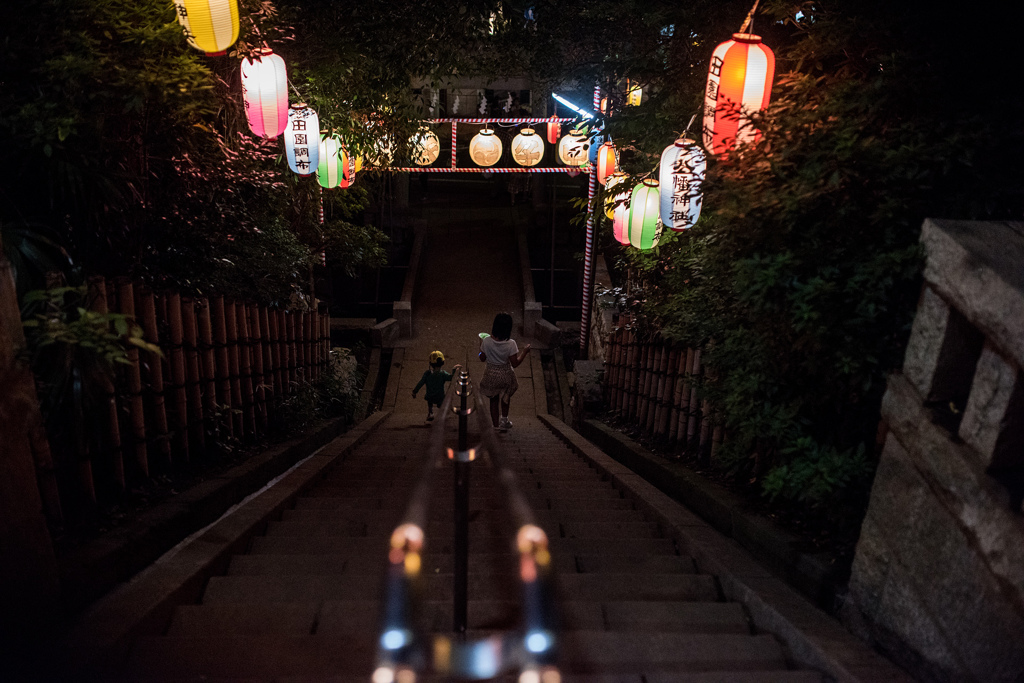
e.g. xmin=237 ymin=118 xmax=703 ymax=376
xmin=579 ymin=84 xmax=600 ymax=358
xmin=450 ymin=121 xmax=457 ymax=167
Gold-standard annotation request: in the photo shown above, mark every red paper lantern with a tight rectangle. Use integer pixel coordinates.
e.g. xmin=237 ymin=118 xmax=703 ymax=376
xmin=703 ymin=33 xmax=775 ymax=155
xmin=596 ymin=141 xmax=617 ymax=186
xmin=546 ymin=116 xmax=560 ymax=145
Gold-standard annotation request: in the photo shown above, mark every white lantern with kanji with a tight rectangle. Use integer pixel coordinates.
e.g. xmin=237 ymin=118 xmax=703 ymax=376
xmin=610 ymin=181 xmax=631 ymax=246
xmin=317 ymin=134 xmax=348 ymax=189
xmin=604 ymin=172 xmax=627 ymax=218
xmin=240 ymin=49 xmax=288 ymax=139
xmin=284 ymin=103 xmax=319 ymax=175
xmin=659 ymin=138 xmax=706 ymax=231
xmin=173 ymin=0 xmax=239 ymax=55
xmin=557 ymin=129 xmax=589 ymax=167
xmin=511 ymin=128 xmax=544 ymax=167
xmin=469 ymin=127 xmax=502 ymax=167
xmin=703 ymin=33 xmax=775 ymax=155
xmin=410 ymin=128 xmax=440 ymax=166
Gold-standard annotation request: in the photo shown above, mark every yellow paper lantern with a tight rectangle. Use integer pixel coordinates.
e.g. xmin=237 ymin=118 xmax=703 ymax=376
xmin=469 ymin=127 xmax=502 ymax=167
xmin=511 ymin=128 xmax=544 ymax=167
xmin=557 ymin=129 xmax=589 ymax=167
xmin=411 ymin=128 xmax=440 ymax=166
xmin=626 ymin=80 xmax=642 ymax=106
xmin=173 ymin=0 xmax=239 ymax=55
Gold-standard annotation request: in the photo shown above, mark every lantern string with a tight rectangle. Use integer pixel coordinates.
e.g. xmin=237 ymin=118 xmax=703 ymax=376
xmin=739 ymin=0 xmax=761 ymax=33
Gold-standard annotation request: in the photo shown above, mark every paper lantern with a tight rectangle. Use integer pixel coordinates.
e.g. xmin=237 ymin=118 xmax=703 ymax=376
xmin=604 ymin=173 xmax=627 ymax=218
xmin=628 ymin=179 xmax=661 ymax=250
xmin=546 ymin=116 xmax=561 ymax=145
xmin=469 ymin=127 xmax=502 ymax=167
xmin=610 ymin=180 xmax=631 ymax=245
xmin=659 ymin=138 xmax=706 ymax=231
xmin=173 ymin=0 xmax=239 ymax=55
xmin=338 ymin=156 xmax=356 ymax=188
xmin=703 ymin=33 xmax=775 ymax=155
xmin=240 ymin=49 xmax=287 ymax=138
xmin=588 ymin=134 xmax=604 ymax=165
xmin=284 ymin=104 xmax=319 ymax=175
xmin=596 ymin=141 xmax=617 ymax=186
xmin=317 ymin=134 xmax=348 ymax=189
xmin=557 ymin=130 xmax=589 ymax=167
xmin=626 ymin=81 xmax=642 ymax=107
xmin=411 ymin=128 xmax=440 ymax=166
xmin=511 ymin=128 xmax=544 ymax=167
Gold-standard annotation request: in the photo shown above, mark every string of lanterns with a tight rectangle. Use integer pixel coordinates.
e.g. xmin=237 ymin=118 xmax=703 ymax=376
xmin=170 ymin=0 xmax=773 ymax=248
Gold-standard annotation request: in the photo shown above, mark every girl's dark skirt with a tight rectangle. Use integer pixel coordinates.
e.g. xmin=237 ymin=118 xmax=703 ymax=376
xmin=478 ymin=363 xmax=518 ymax=403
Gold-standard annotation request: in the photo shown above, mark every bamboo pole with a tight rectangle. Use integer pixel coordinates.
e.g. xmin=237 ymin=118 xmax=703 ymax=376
xmin=669 ymin=348 xmax=688 ymax=445
xmin=604 ymin=329 xmax=618 ymax=407
xmin=180 ymin=297 xmax=205 ymax=452
xmin=196 ymin=298 xmax=218 ymax=448
xmin=287 ymin=311 xmax=298 ymax=388
xmin=236 ymin=302 xmax=256 ymax=439
xmin=224 ymin=302 xmax=244 ymax=438
xmin=711 ymin=421 xmax=724 ymax=464
xmin=259 ymin=307 xmax=275 ymax=411
xmin=270 ymin=310 xmax=284 ymax=401
xmin=699 ymin=397 xmax=712 ymax=463
xmin=165 ymin=293 xmax=190 ymax=461
xmin=116 ymin=279 xmax=149 ymax=478
xmin=655 ymin=347 xmax=675 ymax=438
xmin=249 ymin=304 xmax=267 ymax=429
xmin=137 ymin=286 xmax=170 ymax=466
xmin=686 ymin=349 xmax=702 ymax=447
xmin=616 ymin=328 xmax=629 ymax=414
xmin=87 ymin=276 xmax=123 ymax=493
xmin=210 ymin=296 xmax=233 ymax=439
xmin=637 ymin=342 xmax=653 ymax=429
xmin=647 ymin=344 xmax=665 ymax=434
xmin=677 ymin=348 xmax=695 ymax=447
xmin=623 ymin=328 xmax=638 ymax=416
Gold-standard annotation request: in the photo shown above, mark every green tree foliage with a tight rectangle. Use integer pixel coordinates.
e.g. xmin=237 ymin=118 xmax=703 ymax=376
xmin=611 ymin=1 xmax=1023 ymax=523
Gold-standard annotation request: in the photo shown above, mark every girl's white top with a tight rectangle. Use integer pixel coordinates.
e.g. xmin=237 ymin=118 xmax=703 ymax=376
xmin=481 ymin=336 xmax=519 ymax=365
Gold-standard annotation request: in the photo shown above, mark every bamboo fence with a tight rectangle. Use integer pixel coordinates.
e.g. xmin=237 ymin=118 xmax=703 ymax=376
xmin=602 ymin=325 xmax=723 ymax=461
xmin=43 ymin=277 xmax=332 ymax=523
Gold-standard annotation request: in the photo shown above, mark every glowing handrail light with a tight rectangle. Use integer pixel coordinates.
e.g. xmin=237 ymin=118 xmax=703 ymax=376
xmin=551 ymin=93 xmax=594 ymax=120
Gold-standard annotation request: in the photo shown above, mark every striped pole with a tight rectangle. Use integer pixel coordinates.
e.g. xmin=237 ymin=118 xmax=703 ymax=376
xmin=579 ymin=84 xmax=601 ymax=358
xmin=450 ymin=122 xmax=457 ymax=167
xmin=384 ymin=166 xmax=588 ymax=174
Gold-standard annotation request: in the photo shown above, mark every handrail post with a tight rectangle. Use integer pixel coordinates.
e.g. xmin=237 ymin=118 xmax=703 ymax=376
xmin=453 ymin=371 xmax=470 ymax=635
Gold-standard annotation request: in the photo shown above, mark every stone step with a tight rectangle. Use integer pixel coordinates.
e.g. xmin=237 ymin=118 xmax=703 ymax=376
xmin=279 ymin=507 xmax=655 ymax=527
xmin=249 ymin=535 xmax=678 ymax=556
xmin=556 ymin=631 xmax=786 ymax=674
xmin=201 ymin=572 xmax=716 ymax=604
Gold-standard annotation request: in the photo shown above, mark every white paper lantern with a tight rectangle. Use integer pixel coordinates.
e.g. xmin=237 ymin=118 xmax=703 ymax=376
xmin=610 ymin=182 xmax=631 ymax=245
xmin=469 ymin=127 xmax=502 ymax=167
xmin=411 ymin=128 xmax=440 ymax=166
xmin=659 ymin=138 xmax=706 ymax=231
xmin=240 ymin=49 xmax=288 ymax=138
xmin=557 ymin=130 xmax=589 ymax=167
xmin=604 ymin=172 xmax=627 ymax=219
xmin=284 ymin=104 xmax=319 ymax=175
xmin=511 ymin=128 xmax=544 ymax=167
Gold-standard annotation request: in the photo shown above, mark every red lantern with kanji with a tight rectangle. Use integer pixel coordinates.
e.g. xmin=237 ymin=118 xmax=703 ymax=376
xmin=596 ymin=141 xmax=617 ymax=186
xmin=703 ymin=33 xmax=775 ymax=155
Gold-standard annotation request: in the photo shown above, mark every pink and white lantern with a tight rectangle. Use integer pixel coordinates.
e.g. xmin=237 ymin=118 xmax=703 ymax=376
xmin=240 ymin=49 xmax=288 ymax=138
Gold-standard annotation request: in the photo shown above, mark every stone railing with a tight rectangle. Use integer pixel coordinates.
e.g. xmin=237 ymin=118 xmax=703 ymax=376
xmin=843 ymin=219 xmax=1024 ymax=682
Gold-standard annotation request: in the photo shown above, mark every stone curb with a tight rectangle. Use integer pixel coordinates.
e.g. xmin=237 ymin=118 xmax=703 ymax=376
xmin=58 ymin=414 xmax=366 ymax=614
xmin=575 ymin=419 xmax=843 ymax=610
xmin=537 ymin=413 xmax=914 ymax=683
xmin=55 ymin=410 xmax=392 ymax=678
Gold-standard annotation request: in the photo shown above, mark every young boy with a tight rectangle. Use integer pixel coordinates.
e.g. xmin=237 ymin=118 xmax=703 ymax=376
xmin=411 ymin=351 xmax=462 ymax=421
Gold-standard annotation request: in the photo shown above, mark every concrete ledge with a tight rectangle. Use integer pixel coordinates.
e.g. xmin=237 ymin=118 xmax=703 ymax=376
xmin=393 ymin=228 xmax=427 ymax=338
xmin=576 ymin=418 xmax=842 ymax=609
xmin=371 ymin=318 xmax=400 ymax=348
xmin=57 ymin=414 xmax=362 ymax=614
xmin=55 ymin=410 xmax=392 ymax=678
xmin=537 ymin=413 xmax=913 ymax=683
xmin=535 ymin=319 xmax=561 ymax=349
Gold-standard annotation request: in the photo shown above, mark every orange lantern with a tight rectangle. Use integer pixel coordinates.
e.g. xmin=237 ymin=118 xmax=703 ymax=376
xmin=596 ymin=141 xmax=617 ymax=186
xmin=703 ymin=33 xmax=775 ymax=155
xmin=546 ymin=116 xmax=560 ymax=145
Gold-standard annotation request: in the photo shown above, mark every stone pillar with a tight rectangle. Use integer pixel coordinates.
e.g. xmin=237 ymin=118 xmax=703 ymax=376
xmin=843 ymin=219 xmax=1024 ymax=682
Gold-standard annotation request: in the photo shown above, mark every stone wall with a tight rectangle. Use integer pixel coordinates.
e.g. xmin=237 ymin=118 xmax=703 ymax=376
xmin=843 ymin=219 xmax=1024 ymax=682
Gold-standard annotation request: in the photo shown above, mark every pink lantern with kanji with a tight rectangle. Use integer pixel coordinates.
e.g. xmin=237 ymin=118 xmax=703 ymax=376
xmin=240 ymin=49 xmax=288 ymax=138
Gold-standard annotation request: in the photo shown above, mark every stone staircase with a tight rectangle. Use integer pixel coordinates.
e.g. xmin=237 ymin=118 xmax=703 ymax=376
xmin=109 ymin=413 xmax=822 ymax=682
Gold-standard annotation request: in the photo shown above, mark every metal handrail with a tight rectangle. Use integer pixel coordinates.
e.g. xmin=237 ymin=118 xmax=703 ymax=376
xmin=373 ymin=370 xmax=559 ymax=682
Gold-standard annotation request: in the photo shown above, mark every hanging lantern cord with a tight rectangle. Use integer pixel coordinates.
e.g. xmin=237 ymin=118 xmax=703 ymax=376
xmin=739 ymin=0 xmax=760 ymax=33
xmin=682 ymin=114 xmax=697 ymax=138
